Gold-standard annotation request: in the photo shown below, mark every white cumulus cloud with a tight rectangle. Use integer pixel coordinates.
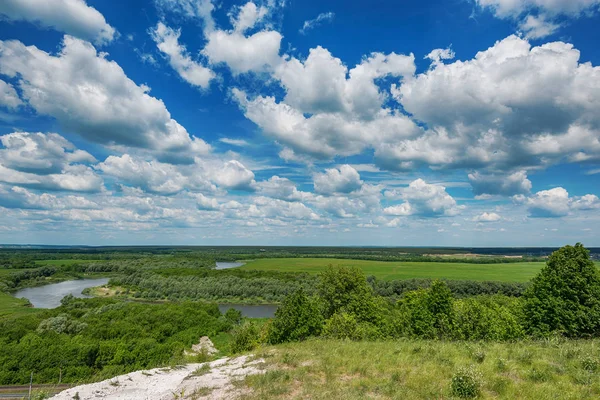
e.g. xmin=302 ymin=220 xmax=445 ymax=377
xmin=0 ymin=36 xmax=210 ymax=160
xmin=151 ymin=22 xmax=215 ymax=90
xmin=0 ymin=0 xmax=116 ymax=44
xmin=313 ymin=165 xmax=363 ymax=194
xmin=383 ymin=179 xmax=463 ymax=217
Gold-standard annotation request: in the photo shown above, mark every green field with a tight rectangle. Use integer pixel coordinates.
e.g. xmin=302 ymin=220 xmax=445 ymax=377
xmin=33 ymin=259 xmax=103 ymax=266
xmin=0 ymin=292 xmax=39 ymax=318
xmin=241 ymin=258 xmax=545 ymax=282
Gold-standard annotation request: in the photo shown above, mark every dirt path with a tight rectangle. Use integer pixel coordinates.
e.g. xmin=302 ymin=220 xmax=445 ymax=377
xmin=50 ymin=355 xmax=265 ymax=400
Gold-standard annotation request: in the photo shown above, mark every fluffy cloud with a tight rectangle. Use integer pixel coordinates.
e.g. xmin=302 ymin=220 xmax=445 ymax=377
xmin=425 ymin=47 xmax=455 ymax=67
xmin=387 ymin=35 xmax=600 ymax=170
xmin=233 ymin=89 xmax=420 ymax=160
xmin=516 ymin=187 xmax=600 ymax=217
xmin=313 ymin=165 xmax=363 ymax=194
xmin=194 ymin=193 xmax=220 ymax=210
xmin=156 ymin=1 xmax=280 ymax=75
xmin=473 ymin=212 xmax=502 ymax=222
xmin=476 ymin=0 xmax=600 ymax=18
xmin=476 ymin=0 xmax=600 ymax=38
xmin=518 ymin=15 xmax=561 ymax=39
xmin=0 ymin=163 xmax=103 ymax=192
xmin=0 ymin=132 xmax=102 ymax=192
xmin=0 ymin=0 xmax=116 ymax=44
xmin=257 ymin=176 xmax=308 ymax=201
xmin=469 ymin=170 xmax=532 ymax=197
xmin=0 ymin=132 xmax=95 ymax=174
xmin=275 ymin=47 xmax=415 ymax=118
xmin=572 ymin=194 xmax=600 ymax=210
xmin=151 ymin=23 xmax=215 ymax=89
xmin=0 ymin=79 xmax=22 ymax=109
xmin=98 ymin=155 xmax=190 ymax=195
xmin=0 ymin=185 xmax=96 ymax=210
xmin=0 ymin=36 xmax=210 ymax=160
xmin=384 ymin=179 xmax=462 ymax=217
xmin=299 ymin=11 xmax=335 ymax=35
xmin=230 ymin=2 xmax=268 ymax=33
xmin=203 ymin=30 xmax=282 ymax=74
xmin=520 ymin=187 xmax=571 ymax=217
xmin=211 ymin=160 xmax=256 ymax=191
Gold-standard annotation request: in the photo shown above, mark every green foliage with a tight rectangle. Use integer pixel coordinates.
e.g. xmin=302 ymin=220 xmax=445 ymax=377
xmin=322 ymin=312 xmax=382 ymax=341
xmin=224 ymin=308 xmax=243 ymax=325
xmin=523 ymin=243 xmax=600 ymax=337
xmin=113 ymin=270 xmax=318 ymax=304
xmin=397 ymin=280 xmax=455 ymax=339
xmin=0 ymin=299 xmax=229 ymax=384
xmin=267 ymin=289 xmax=323 ymax=344
xmin=37 ymin=314 xmax=88 ymax=335
xmin=370 ymin=277 xmax=529 ymax=299
xmin=450 ymin=366 xmax=482 ymax=398
xmin=453 ymin=295 xmax=525 ymax=341
xmin=230 ymin=322 xmax=262 ymax=354
xmin=317 ymin=265 xmax=383 ymax=324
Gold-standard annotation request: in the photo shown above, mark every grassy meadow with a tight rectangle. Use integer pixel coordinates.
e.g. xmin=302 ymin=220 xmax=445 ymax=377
xmin=241 ymin=258 xmax=545 ymax=282
xmin=241 ymin=339 xmax=600 ymax=400
xmin=0 ymin=291 xmax=39 ymax=318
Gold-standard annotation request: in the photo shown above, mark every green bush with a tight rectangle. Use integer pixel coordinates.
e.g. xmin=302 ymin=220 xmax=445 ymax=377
xmin=36 ymin=314 xmax=87 ymax=335
xmin=523 ymin=243 xmax=600 ymax=337
xmin=451 ymin=366 xmax=482 ymax=398
xmin=453 ymin=295 xmax=524 ymax=341
xmin=230 ymin=322 xmax=261 ymax=354
xmin=224 ymin=308 xmax=242 ymax=326
xmin=398 ymin=280 xmax=455 ymax=339
xmin=267 ymin=289 xmax=323 ymax=344
xmin=322 ymin=312 xmax=382 ymax=341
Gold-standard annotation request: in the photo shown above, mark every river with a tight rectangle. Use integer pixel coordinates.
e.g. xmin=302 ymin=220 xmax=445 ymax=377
xmin=215 ymin=261 xmax=245 ymax=270
xmin=13 ymin=278 xmax=110 ymax=309
xmin=14 ymin=278 xmax=277 ymax=318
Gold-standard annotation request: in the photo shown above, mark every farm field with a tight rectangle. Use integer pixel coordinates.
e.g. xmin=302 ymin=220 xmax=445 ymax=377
xmin=241 ymin=258 xmax=545 ymax=282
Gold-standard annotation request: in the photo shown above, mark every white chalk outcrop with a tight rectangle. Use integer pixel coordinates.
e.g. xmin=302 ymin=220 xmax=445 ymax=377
xmin=51 ymin=355 xmax=265 ymax=400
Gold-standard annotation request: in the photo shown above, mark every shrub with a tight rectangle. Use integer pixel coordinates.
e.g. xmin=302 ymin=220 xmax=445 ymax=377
xmin=223 ymin=308 xmax=242 ymax=326
xmin=322 ymin=312 xmax=382 ymax=341
xmin=451 ymin=366 xmax=482 ymax=398
xmin=230 ymin=322 xmax=261 ymax=354
xmin=36 ymin=314 xmax=87 ymax=335
xmin=453 ymin=295 xmax=524 ymax=341
xmin=267 ymin=289 xmax=323 ymax=344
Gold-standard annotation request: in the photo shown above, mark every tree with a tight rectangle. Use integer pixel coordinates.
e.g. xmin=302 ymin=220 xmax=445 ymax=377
xmin=399 ymin=280 xmax=455 ymax=339
xmin=523 ymin=243 xmax=600 ymax=337
xmin=267 ymin=289 xmax=323 ymax=344
xmin=317 ymin=265 xmax=383 ymax=324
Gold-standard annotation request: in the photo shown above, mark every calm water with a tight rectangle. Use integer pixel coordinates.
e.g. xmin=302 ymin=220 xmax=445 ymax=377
xmin=14 ymin=278 xmax=277 ymax=317
xmin=14 ymin=278 xmax=109 ymax=309
xmin=215 ymin=261 xmax=245 ymax=270
xmin=218 ymin=304 xmax=278 ymax=318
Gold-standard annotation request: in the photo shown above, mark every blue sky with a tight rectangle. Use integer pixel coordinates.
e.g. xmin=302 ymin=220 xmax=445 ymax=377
xmin=0 ymin=0 xmax=599 ymax=246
